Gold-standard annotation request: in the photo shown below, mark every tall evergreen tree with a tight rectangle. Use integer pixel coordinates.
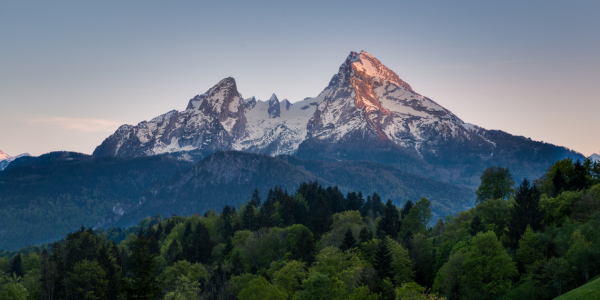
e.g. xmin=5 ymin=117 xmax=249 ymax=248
xmin=359 ymin=227 xmax=373 ymax=244
xmin=9 ymin=253 xmax=24 ymax=277
xmin=401 ymin=200 xmax=414 ymax=219
xmin=569 ymin=159 xmax=590 ymax=191
xmin=552 ymin=168 xmax=566 ymax=196
xmin=339 ymin=228 xmax=357 ymax=251
xmin=506 ymin=178 xmax=545 ymax=248
xmin=127 ymin=228 xmax=162 ymax=300
xmin=377 ymin=200 xmax=401 ymax=239
xmin=165 ymin=240 xmax=182 ymax=264
xmin=374 ymin=237 xmax=394 ymax=282
xmin=346 ymin=191 xmax=363 ymax=211
xmin=97 ymin=242 xmax=123 ymax=300
xmin=249 ymin=188 xmax=262 ymax=207
xmin=190 ymin=222 xmax=214 ymax=264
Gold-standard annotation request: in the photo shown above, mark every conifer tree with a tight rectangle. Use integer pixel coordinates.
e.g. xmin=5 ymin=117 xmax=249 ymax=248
xmin=340 ymin=228 xmax=357 ymax=251
xmin=250 ymin=188 xmax=262 ymax=207
xmin=506 ymin=178 xmax=545 ymax=248
xmin=190 ymin=222 xmax=213 ymax=264
xmin=552 ymin=168 xmax=566 ymax=196
xmin=569 ymin=159 xmax=590 ymax=191
xmin=401 ymin=200 xmax=414 ymax=219
xmin=359 ymin=227 xmax=373 ymax=244
xmin=231 ymin=251 xmax=244 ymax=276
xmin=127 ymin=228 xmax=162 ymax=300
xmin=241 ymin=204 xmax=257 ymax=231
xmin=165 ymin=240 xmax=182 ymax=264
xmin=346 ymin=191 xmax=363 ymax=211
xmin=10 ymin=253 xmax=24 ymax=277
xmin=377 ymin=199 xmax=401 ymax=239
xmin=374 ymin=237 xmax=394 ymax=282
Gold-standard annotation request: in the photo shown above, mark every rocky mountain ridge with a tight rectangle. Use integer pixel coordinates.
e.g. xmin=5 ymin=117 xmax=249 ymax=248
xmin=0 ymin=150 xmax=31 ymax=170
xmin=94 ymin=51 xmax=584 ymax=186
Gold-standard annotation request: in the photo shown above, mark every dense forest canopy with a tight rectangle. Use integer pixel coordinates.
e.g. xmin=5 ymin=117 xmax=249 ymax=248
xmin=1 ymin=157 xmax=599 ymax=300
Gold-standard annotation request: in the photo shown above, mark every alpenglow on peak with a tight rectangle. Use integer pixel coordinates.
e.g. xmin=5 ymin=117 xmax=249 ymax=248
xmin=94 ymin=50 xmax=583 ymax=187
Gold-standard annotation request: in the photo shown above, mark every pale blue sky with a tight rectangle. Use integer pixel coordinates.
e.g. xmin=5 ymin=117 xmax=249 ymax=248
xmin=1 ymin=1 xmax=599 ymax=156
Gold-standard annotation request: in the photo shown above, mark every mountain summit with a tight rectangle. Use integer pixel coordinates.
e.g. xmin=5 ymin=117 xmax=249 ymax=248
xmin=94 ymin=51 xmax=583 ymax=186
xmin=0 ymin=150 xmax=9 ymax=161
xmin=0 ymin=150 xmax=31 ymax=171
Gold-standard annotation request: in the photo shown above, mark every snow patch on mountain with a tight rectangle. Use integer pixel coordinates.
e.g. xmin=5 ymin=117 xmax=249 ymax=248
xmin=590 ymin=153 xmax=600 ymax=162
xmin=0 ymin=151 xmax=32 ymax=170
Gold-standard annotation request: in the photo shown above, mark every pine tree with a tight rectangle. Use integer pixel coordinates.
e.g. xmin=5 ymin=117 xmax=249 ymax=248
xmin=374 ymin=237 xmax=394 ymax=282
xmin=569 ymin=159 xmax=590 ymax=191
xmin=552 ymin=168 xmax=566 ymax=196
xmin=165 ymin=240 xmax=182 ymax=264
xmin=401 ymin=200 xmax=414 ymax=219
xmin=377 ymin=199 xmax=401 ymax=239
xmin=250 ymin=188 xmax=262 ymax=207
xmin=469 ymin=215 xmax=484 ymax=236
xmin=9 ymin=254 xmax=24 ymax=277
xmin=127 ymin=228 xmax=162 ymax=300
xmin=506 ymin=178 xmax=545 ymax=248
xmin=346 ymin=191 xmax=363 ymax=211
xmin=231 ymin=251 xmax=244 ymax=276
xmin=181 ymin=222 xmax=194 ymax=260
xmin=241 ymin=204 xmax=257 ymax=231
xmin=359 ymin=227 xmax=373 ymax=244
xmin=340 ymin=228 xmax=357 ymax=251
xmin=98 ymin=242 xmax=123 ymax=300
xmin=190 ymin=222 xmax=213 ymax=264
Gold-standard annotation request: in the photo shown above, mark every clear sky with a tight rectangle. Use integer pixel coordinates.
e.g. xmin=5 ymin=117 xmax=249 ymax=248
xmin=1 ymin=1 xmax=599 ymax=157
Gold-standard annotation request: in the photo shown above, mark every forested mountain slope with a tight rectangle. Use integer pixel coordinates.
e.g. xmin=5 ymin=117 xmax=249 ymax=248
xmin=97 ymin=151 xmax=474 ymax=229
xmin=0 ymin=151 xmax=193 ymax=250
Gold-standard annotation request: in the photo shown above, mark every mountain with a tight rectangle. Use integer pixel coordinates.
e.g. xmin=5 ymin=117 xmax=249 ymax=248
xmin=95 ymin=150 xmax=474 ymax=229
xmin=94 ymin=51 xmax=584 ymax=187
xmin=590 ymin=153 xmax=600 ymax=162
xmin=0 ymin=150 xmax=31 ymax=170
xmin=0 ymin=151 xmax=193 ymax=250
xmin=0 ymin=150 xmax=9 ymax=161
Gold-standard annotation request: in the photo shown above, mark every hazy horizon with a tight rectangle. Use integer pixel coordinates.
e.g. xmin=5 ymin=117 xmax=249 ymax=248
xmin=1 ymin=1 xmax=599 ymax=157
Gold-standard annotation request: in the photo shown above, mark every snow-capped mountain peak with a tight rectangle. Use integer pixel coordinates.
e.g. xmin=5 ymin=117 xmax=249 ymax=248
xmin=590 ymin=153 xmax=600 ymax=162
xmin=0 ymin=151 xmax=31 ymax=170
xmin=347 ymin=50 xmax=413 ymax=92
xmin=0 ymin=150 xmax=10 ymax=161
xmin=94 ymin=51 xmax=583 ymax=187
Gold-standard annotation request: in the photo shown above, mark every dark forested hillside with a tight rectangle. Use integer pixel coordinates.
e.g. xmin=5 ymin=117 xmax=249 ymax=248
xmin=1 ymin=157 xmax=598 ymax=300
xmin=0 ymin=151 xmax=193 ymax=250
xmin=98 ymin=151 xmax=474 ymax=229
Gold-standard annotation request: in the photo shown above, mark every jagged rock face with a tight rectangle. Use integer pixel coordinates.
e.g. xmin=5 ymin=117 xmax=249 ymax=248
xmin=304 ymin=51 xmax=489 ymax=157
xmin=94 ymin=51 xmax=583 ymax=186
xmin=268 ymin=94 xmax=281 ymax=118
xmin=94 ymin=77 xmax=324 ymax=159
xmin=94 ymin=77 xmax=247 ymax=158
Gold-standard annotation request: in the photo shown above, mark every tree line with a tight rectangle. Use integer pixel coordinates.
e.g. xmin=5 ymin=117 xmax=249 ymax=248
xmin=1 ymin=157 xmax=599 ymax=300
